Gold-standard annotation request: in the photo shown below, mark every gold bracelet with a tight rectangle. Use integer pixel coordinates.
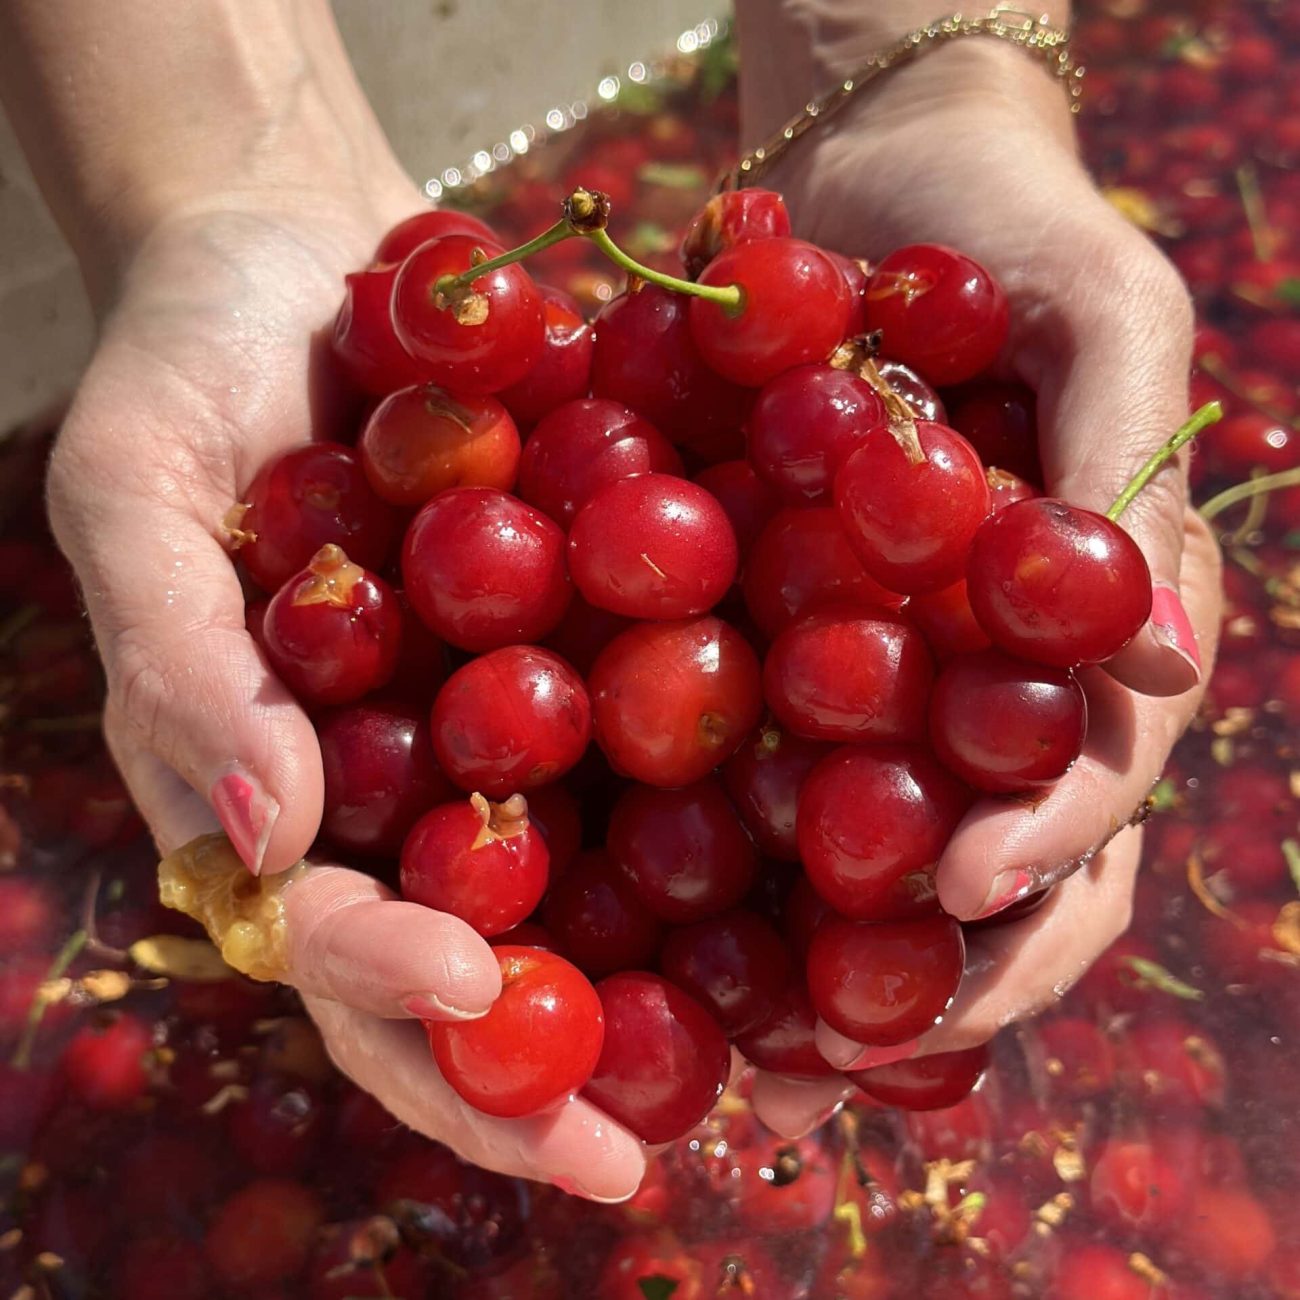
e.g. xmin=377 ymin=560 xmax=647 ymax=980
xmin=727 ymin=8 xmax=1082 ymax=190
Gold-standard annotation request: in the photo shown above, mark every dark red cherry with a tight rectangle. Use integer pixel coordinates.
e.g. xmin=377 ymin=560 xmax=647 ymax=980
xmin=691 ymin=460 xmax=781 ymax=555
xmin=680 ymin=189 xmax=791 ymax=278
xmin=235 ymin=442 xmax=398 ymax=593
xmin=568 ymin=474 xmax=738 ymax=620
xmin=909 ymin=579 xmax=993 ymax=659
xmin=947 ymin=380 xmax=1042 ymax=483
xmin=607 ymin=779 xmax=756 ymax=924
xmin=400 ymin=794 xmax=549 ymax=937
xmin=848 ymin=1044 xmax=989 ymax=1111
xmin=391 ymin=235 xmax=544 ymax=394
xmin=401 ymin=487 xmax=570 ymax=651
xmin=966 ymin=498 xmax=1153 ymax=667
xmin=518 ymin=782 xmax=581 ymax=876
xmin=543 ymin=594 xmax=632 ymax=676
xmin=583 ymin=972 xmax=731 ymax=1143
xmin=262 ymin=544 xmax=402 ymax=706
xmin=763 ymin=604 xmax=934 ymax=744
xmin=690 ymin=238 xmax=852 ymax=387
xmin=332 ymin=263 xmax=429 ymax=396
xmin=864 ymin=244 xmax=1009 ymax=385
xmin=721 ymin=724 xmax=827 ymax=861
xmin=835 ymin=421 xmax=990 ymax=594
xmin=317 ymin=700 xmax=455 ymax=856
xmin=733 ymin=981 xmax=838 ymax=1079
xmin=497 ymin=286 xmax=595 ymax=428
xmin=808 ymin=913 xmax=965 ymax=1045
xmin=389 ymin=587 xmax=450 ymax=702
xmin=431 ymin=646 xmax=590 ymax=796
xmin=783 ymin=876 xmax=831 ymax=961
xmin=1211 ymin=411 xmax=1297 ymax=476
xmin=589 ymin=617 xmax=762 ymax=787
xmin=929 ymin=649 xmax=1087 ymax=793
xmin=375 ymin=209 xmax=499 ymax=264
xmin=797 ymin=745 xmax=973 ymax=922
xmin=746 ymin=364 xmax=889 ymax=504
xmin=877 ymin=358 xmax=947 ymax=423
xmin=518 ymin=398 xmax=682 ymax=527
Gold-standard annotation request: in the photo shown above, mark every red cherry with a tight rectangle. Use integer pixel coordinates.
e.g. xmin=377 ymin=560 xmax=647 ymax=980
xmin=807 ymin=913 xmax=965 ymax=1046
xmin=797 ymin=745 xmax=972 ymax=922
xmin=877 ymin=358 xmax=947 ymax=423
xmin=0 ymin=877 xmax=57 ymax=952
xmin=543 ymin=594 xmax=632 ymax=676
xmin=204 ymin=1178 xmax=324 ymax=1289
xmin=607 ymin=779 xmax=756 ymax=923
xmin=721 ymin=724 xmax=828 ymax=861
xmin=1174 ymin=1184 xmax=1276 ymax=1282
xmin=401 ymin=487 xmax=571 ymax=652
xmin=848 ymin=1044 xmax=989 ymax=1111
xmin=689 ymin=238 xmax=852 ymax=387
xmin=733 ymin=981 xmax=837 ymax=1078
xmin=227 ymin=1078 xmax=322 ymax=1175
xmin=568 ymin=474 xmax=738 ymax=619
xmin=521 ymin=782 xmax=581 ymax=876
xmin=518 ymin=398 xmax=682 ymax=527
xmin=307 ymin=1228 xmax=429 ymax=1300
xmin=60 ymin=1012 xmax=153 ymax=1109
xmin=966 ymin=498 xmax=1153 ymax=667
xmin=497 ymin=286 xmax=595 ymax=428
xmin=946 ymin=380 xmax=1042 ymax=483
xmin=583 ymin=971 xmax=730 ymax=1143
xmin=691 ymin=460 xmax=781 ymax=554
xmin=835 ymin=420 xmax=991 ymax=594
xmin=262 ymin=544 xmax=402 ymax=706
xmin=236 ymin=442 xmax=397 ymax=593
xmin=985 ymin=466 xmax=1039 ymax=516
xmin=332 ymin=263 xmax=428 ymax=396
xmin=598 ymin=1232 xmax=703 ymax=1300
xmin=427 ymin=945 xmax=603 ymax=1117
xmin=909 ymin=579 xmax=993 ymax=659
xmin=827 ymin=251 xmax=871 ymax=334
xmin=431 ymin=646 xmax=591 ymax=796
xmin=1116 ymin=1018 xmax=1225 ymax=1110
xmin=400 ymin=794 xmax=549 ymax=937
xmin=1089 ymin=1136 xmax=1189 ymax=1234
xmin=375 ymin=209 xmax=500 ymax=264
xmin=1211 ymin=411 xmax=1297 ymax=476
xmin=589 ymin=616 xmax=762 ymax=787
xmin=1049 ymin=1243 xmax=1166 ymax=1300
xmin=1032 ymin=1017 xmax=1116 ymax=1100
xmin=358 ymin=385 xmax=521 ymax=506
xmin=679 ymin=188 xmax=791 ymax=279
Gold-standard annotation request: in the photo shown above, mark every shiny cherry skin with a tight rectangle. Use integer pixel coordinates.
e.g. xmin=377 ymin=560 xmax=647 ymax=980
xmin=864 ymin=243 xmax=1009 ymax=385
xmin=763 ymin=604 xmax=934 ymax=744
xmin=391 ymin=235 xmax=544 ymax=394
xmin=332 ymin=263 xmax=429 ymax=396
xmin=721 ymin=724 xmax=827 ymax=861
xmin=589 ymin=616 xmax=762 ymax=787
xmin=835 ymin=420 xmax=991 ymax=594
xmin=679 ymin=188 xmax=791 ymax=279
xmin=375 ymin=208 xmax=500 ymax=263
xmin=877 ymin=358 xmax=947 ymax=423
xmin=808 ymin=913 xmax=966 ymax=1046
xmin=848 ymin=1044 xmax=989 ymax=1111
xmin=929 ymin=649 xmax=1087 ymax=793
xmin=691 ymin=460 xmax=781 ymax=554
xmin=743 ymin=507 xmax=904 ymax=638
xmin=733 ymin=982 xmax=837 ymax=1078
xmin=746 ymin=364 xmax=889 ymax=504
xmin=690 ymin=238 xmax=852 ymax=387
xmin=568 ymin=474 xmax=738 ymax=620
xmin=358 ymin=385 xmax=520 ymax=506
xmin=60 ymin=1012 xmax=152 ymax=1110
xmin=262 ymin=544 xmax=402 ymax=706
xmin=401 ymin=487 xmax=570 ymax=652
xmin=797 ymin=745 xmax=973 ymax=922
xmin=947 ymin=380 xmax=1042 ymax=483
xmin=827 ymin=251 xmax=871 ymax=334
xmin=497 ymin=286 xmax=595 ymax=428
xmin=543 ymin=594 xmax=631 ymax=676
xmin=1211 ymin=410 xmax=1297 ymax=476
xmin=542 ymin=849 xmax=664 ymax=978
xmin=518 ymin=398 xmax=682 ymax=528
xmin=985 ymin=466 xmax=1039 ymax=516
xmin=400 ymin=794 xmax=549 ymax=937
xmin=583 ymin=971 xmax=731 ymax=1143
xmin=431 ymin=646 xmax=590 ymax=796
xmin=966 ymin=498 xmax=1153 ymax=667
xmin=236 ymin=442 xmax=398 ymax=593
xmin=428 ymin=946 xmax=603 ymax=1117
xmin=909 ymin=579 xmax=993 ymax=659
xmin=607 ymin=779 xmax=756 ymax=924
xmin=317 ymin=700 xmax=455 ymax=856
xmin=659 ymin=909 xmax=790 ymax=1035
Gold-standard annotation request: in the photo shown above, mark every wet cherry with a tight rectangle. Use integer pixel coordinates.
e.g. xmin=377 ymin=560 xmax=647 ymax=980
xmin=691 ymin=459 xmax=782 ymax=555
xmin=679 ymin=188 xmax=791 ymax=278
xmin=203 ymin=1178 xmax=324 ymax=1290
xmin=848 ymin=1044 xmax=989 ymax=1111
xmin=947 ymin=380 xmax=1042 ymax=483
xmin=721 ymin=724 xmax=827 ymax=861
xmin=877 ymin=358 xmax=947 ymax=423
xmin=733 ymin=981 xmax=838 ymax=1079
xmin=497 ymin=285 xmax=595 ymax=427
xmin=375 ymin=208 xmax=500 ymax=264
xmin=909 ymin=579 xmax=993 ymax=660
xmin=332 ymin=262 xmax=429 ymax=396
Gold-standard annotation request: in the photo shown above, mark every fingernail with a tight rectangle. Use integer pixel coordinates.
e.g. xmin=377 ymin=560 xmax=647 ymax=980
xmin=844 ymin=1040 xmax=920 ymax=1074
xmin=1150 ymin=582 xmax=1201 ymax=682
xmin=550 ymin=1174 xmax=634 ymax=1204
xmin=974 ymin=868 xmax=1035 ymax=920
xmin=210 ymin=767 xmax=278 ymax=876
xmin=402 ymin=993 xmax=490 ymax=1022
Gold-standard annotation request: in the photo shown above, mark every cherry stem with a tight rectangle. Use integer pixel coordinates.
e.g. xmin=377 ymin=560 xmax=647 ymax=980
xmin=1200 ymin=465 xmax=1300 ymax=522
xmin=1106 ymin=401 xmax=1224 ymax=522
xmin=11 ymin=928 xmax=87 ymax=1070
xmin=584 ymin=228 xmax=744 ymax=312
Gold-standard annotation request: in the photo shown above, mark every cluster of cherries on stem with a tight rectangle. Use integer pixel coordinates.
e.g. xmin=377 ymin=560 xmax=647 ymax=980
xmin=224 ymin=184 xmax=1213 ymax=1147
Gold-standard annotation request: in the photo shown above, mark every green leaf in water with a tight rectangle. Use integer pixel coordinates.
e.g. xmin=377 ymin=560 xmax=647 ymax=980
xmin=1120 ymin=956 xmax=1204 ymax=1001
xmin=1148 ymin=778 xmax=1179 ymax=813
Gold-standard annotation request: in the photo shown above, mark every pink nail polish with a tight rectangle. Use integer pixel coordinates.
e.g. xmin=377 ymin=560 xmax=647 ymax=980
xmin=1150 ymin=582 xmax=1201 ymax=679
xmin=974 ymin=868 xmax=1034 ymax=920
xmin=210 ymin=768 xmax=278 ymax=876
xmin=845 ymin=1040 xmax=919 ymax=1073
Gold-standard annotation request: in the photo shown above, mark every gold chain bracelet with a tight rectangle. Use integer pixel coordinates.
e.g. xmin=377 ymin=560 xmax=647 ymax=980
xmin=726 ymin=8 xmax=1082 ymax=190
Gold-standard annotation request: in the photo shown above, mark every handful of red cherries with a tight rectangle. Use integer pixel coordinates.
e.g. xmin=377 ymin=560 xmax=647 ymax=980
xmin=226 ymin=185 xmax=1213 ymax=1146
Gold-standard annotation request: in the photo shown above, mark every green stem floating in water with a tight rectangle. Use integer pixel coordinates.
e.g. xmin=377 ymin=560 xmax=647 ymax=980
xmin=11 ymin=929 xmax=88 ymax=1070
xmin=1200 ymin=466 xmax=1300 ymax=523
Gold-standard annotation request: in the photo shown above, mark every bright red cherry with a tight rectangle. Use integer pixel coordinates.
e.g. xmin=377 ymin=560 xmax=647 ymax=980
xmin=746 ymin=364 xmax=888 ymax=504
xmin=400 ymin=794 xmax=549 ymax=936
xmin=262 ymin=544 xmax=402 ymax=706
xmin=985 ymin=466 xmax=1039 ymax=516
xmin=679 ymin=188 xmax=791 ymax=278
xmin=607 ymin=779 xmax=756 ymax=924
xmin=797 ymin=745 xmax=972 ymax=922
xmin=401 ymin=487 xmax=571 ymax=652
xmin=946 ymin=380 xmax=1042 ymax=483
xmin=762 ymin=604 xmax=934 ymax=744
xmin=317 ymin=700 xmax=455 ymax=856
xmin=966 ymin=498 xmax=1153 ymax=667
xmin=733 ymin=982 xmax=838 ymax=1079
xmin=204 ymin=1178 xmax=324 ymax=1290
xmin=909 ymin=579 xmax=993 ymax=659
xmin=877 ymin=358 xmax=947 ymax=423
xmin=583 ymin=972 xmax=730 ymax=1143
xmin=691 ymin=460 xmax=781 ymax=554
xmin=391 ymin=235 xmax=544 ymax=394
xmin=358 ymin=385 xmax=521 ymax=506
xmin=808 ymin=913 xmax=965 ymax=1045
xmin=929 ymin=649 xmax=1087 ymax=793
xmin=721 ymin=724 xmax=828 ymax=860
xmin=864 ymin=244 xmax=1009 ymax=385
xmin=518 ymin=398 xmax=682 ymax=527
xmin=235 ymin=442 xmax=397 ymax=593
xmin=589 ymin=616 xmax=762 ymax=787
xmin=60 ymin=1012 xmax=153 ymax=1109
xmin=431 ymin=646 xmax=591 ymax=796
xmin=835 ymin=421 xmax=991 ymax=594
xmin=375 ymin=208 xmax=500 ymax=263
xmin=497 ymin=286 xmax=595 ymax=428
xmin=827 ymin=250 xmax=871 ymax=334
xmin=848 ymin=1044 xmax=989 ymax=1111
xmin=689 ymin=238 xmax=852 ymax=387
xmin=568 ymin=474 xmax=738 ymax=620
xmin=332 ymin=263 xmax=429 ymax=396
xmin=427 ymin=945 xmax=603 ymax=1118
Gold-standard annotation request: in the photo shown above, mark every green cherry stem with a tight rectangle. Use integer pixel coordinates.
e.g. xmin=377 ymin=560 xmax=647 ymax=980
xmin=1199 ymin=465 xmax=1300 ymax=522
xmin=11 ymin=928 xmax=87 ymax=1070
xmin=583 ymin=227 xmax=743 ymax=312
xmin=1106 ymin=400 xmax=1224 ymax=522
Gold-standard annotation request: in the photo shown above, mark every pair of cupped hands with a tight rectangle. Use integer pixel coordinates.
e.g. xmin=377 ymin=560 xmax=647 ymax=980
xmin=46 ymin=68 xmax=1219 ymax=1201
